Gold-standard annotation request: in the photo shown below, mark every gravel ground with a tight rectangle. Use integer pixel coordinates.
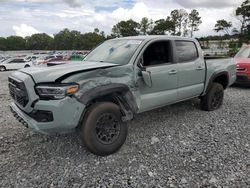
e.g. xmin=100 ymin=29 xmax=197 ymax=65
xmin=0 ymin=71 xmax=250 ymax=188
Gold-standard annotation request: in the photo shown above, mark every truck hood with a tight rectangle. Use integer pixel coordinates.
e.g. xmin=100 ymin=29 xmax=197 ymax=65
xmin=19 ymin=61 xmax=118 ymax=83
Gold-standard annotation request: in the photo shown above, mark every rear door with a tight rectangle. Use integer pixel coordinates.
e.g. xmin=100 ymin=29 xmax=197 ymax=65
xmin=174 ymin=40 xmax=206 ymax=100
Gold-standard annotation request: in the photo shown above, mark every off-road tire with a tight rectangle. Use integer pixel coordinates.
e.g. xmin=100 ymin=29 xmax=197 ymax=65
xmin=80 ymin=102 xmax=128 ymax=156
xmin=200 ymin=83 xmax=224 ymax=111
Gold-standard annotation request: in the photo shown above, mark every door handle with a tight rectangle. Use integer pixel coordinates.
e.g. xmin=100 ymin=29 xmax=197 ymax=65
xmin=168 ymin=69 xmax=177 ymax=75
xmin=196 ymin=66 xmax=204 ymax=71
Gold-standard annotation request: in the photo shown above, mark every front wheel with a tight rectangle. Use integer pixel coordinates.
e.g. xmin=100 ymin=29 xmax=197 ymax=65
xmin=0 ymin=66 xmax=6 ymax=71
xmin=80 ymin=102 xmax=128 ymax=156
xmin=200 ymin=83 xmax=224 ymax=111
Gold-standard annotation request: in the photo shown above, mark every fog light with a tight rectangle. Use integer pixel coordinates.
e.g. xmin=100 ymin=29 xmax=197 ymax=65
xmin=30 ymin=110 xmax=54 ymax=122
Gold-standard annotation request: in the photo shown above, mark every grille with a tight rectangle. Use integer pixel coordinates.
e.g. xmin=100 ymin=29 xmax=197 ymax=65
xmin=8 ymin=77 xmax=29 ymax=107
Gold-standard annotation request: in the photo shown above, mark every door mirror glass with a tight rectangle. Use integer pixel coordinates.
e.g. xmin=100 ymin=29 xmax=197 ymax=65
xmin=142 ymin=70 xmax=152 ymax=87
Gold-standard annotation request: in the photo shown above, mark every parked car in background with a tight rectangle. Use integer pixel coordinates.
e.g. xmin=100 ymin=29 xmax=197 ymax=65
xmin=33 ymin=55 xmax=66 ymax=65
xmin=47 ymin=54 xmax=86 ymax=66
xmin=0 ymin=57 xmax=7 ymax=63
xmin=46 ymin=54 xmax=87 ymax=67
xmin=25 ymin=55 xmax=38 ymax=62
xmin=69 ymin=54 xmax=85 ymax=61
xmin=45 ymin=55 xmax=66 ymax=63
xmin=0 ymin=58 xmax=33 ymax=71
xmin=234 ymin=45 xmax=250 ymax=85
xmin=47 ymin=60 xmax=82 ymax=66
xmin=32 ymin=56 xmax=47 ymax=65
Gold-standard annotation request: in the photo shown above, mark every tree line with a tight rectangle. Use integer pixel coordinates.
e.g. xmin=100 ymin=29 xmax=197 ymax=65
xmin=0 ymin=29 xmax=106 ymax=51
xmin=200 ymin=0 xmax=250 ymax=44
xmin=0 ymin=8 xmax=202 ymax=51
xmin=111 ymin=9 xmax=201 ymax=38
xmin=0 ymin=0 xmax=249 ymax=51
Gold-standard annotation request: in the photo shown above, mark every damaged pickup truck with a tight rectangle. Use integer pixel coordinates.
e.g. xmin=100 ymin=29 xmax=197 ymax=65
xmin=9 ymin=36 xmax=236 ymax=156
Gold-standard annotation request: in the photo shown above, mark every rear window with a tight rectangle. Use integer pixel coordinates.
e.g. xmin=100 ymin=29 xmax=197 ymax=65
xmin=175 ymin=41 xmax=198 ymax=62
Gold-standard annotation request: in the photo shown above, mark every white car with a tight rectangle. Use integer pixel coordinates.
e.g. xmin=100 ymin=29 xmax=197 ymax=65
xmin=0 ymin=58 xmax=33 ymax=71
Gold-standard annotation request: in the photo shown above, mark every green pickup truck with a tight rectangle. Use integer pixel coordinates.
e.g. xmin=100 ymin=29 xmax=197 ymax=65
xmin=9 ymin=36 xmax=236 ymax=156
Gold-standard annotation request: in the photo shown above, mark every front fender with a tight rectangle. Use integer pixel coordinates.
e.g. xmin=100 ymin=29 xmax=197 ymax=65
xmin=78 ymin=83 xmax=138 ymax=113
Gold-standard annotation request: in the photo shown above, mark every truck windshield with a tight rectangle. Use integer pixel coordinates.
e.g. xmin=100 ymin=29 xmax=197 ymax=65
xmin=235 ymin=46 xmax=250 ymax=58
xmin=84 ymin=39 xmax=142 ymax=65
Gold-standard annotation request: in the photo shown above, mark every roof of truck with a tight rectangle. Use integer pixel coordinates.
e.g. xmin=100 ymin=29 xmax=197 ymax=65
xmin=109 ymin=35 xmax=197 ymax=42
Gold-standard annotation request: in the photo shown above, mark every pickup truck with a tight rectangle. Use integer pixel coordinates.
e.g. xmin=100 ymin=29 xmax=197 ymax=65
xmin=9 ymin=36 xmax=236 ymax=156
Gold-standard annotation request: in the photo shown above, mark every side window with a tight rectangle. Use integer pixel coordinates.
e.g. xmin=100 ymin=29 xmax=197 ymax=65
xmin=175 ymin=41 xmax=198 ymax=63
xmin=143 ymin=41 xmax=173 ymax=67
xmin=10 ymin=59 xmax=24 ymax=63
xmin=9 ymin=59 xmax=18 ymax=63
xmin=18 ymin=59 xmax=25 ymax=63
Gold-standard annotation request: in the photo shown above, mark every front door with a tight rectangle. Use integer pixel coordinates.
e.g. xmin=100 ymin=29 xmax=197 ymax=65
xmin=136 ymin=40 xmax=178 ymax=112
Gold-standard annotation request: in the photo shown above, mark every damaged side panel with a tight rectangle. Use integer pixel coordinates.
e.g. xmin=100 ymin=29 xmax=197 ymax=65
xmin=61 ymin=64 xmax=141 ymax=114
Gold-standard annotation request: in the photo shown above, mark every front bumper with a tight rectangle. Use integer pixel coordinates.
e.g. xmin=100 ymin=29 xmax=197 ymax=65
xmin=10 ymin=97 xmax=85 ymax=134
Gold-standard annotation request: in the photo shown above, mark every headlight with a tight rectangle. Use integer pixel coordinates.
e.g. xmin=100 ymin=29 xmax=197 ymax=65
xmin=36 ymin=83 xmax=79 ymax=99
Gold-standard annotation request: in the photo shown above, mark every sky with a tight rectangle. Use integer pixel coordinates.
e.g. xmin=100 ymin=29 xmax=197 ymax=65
xmin=0 ymin=0 xmax=245 ymax=38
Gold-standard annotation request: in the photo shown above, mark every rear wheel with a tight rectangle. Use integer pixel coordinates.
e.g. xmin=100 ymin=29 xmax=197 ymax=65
xmin=200 ymin=83 xmax=224 ymax=111
xmin=80 ymin=102 xmax=128 ymax=156
xmin=0 ymin=66 xmax=6 ymax=71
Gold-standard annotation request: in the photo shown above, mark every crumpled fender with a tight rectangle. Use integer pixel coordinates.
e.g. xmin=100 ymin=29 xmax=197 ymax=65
xmin=62 ymin=64 xmax=140 ymax=114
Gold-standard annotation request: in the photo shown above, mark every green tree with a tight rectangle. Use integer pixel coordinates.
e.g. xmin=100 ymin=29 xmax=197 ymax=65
xmin=0 ymin=37 xmax=7 ymax=51
xmin=5 ymin=36 xmax=26 ymax=50
xmin=188 ymin=9 xmax=202 ymax=38
xmin=214 ymin=19 xmax=232 ymax=35
xmin=236 ymin=0 xmax=250 ymax=42
xmin=26 ymin=33 xmax=53 ymax=50
xmin=54 ymin=29 xmax=82 ymax=50
xmin=100 ymin=31 xmax=105 ymax=37
xmin=112 ymin=19 xmax=140 ymax=37
xmin=151 ymin=18 xmax=175 ymax=35
xmin=170 ymin=9 xmax=188 ymax=36
xmin=54 ymin=29 xmax=71 ymax=50
xmin=94 ymin=28 xmax=100 ymax=33
xmin=80 ymin=32 xmax=106 ymax=50
xmin=71 ymin=30 xmax=82 ymax=50
xmin=139 ymin=17 xmax=153 ymax=35
xmin=236 ymin=0 xmax=250 ymax=33
xmin=245 ymin=25 xmax=250 ymax=42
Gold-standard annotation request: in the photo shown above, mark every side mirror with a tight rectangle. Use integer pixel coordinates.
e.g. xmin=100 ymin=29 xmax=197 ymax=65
xmin=138 ymin=62 xmax=143 ymax=69
xmin=142 ymin=70 xmax=152 ymax=87
xmin=138 ymin=57 xmax=144 ymax=69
